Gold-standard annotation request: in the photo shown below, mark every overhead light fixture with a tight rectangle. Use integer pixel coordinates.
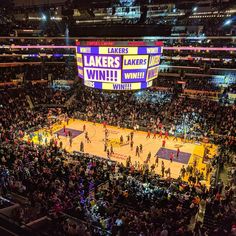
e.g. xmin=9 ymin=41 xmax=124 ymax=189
xmin=42 ymin=14 xmax=47 ymax=21
xmin=223 ymin=19 xmax=232 ymax=26
xmin=193 ymin=7 xmax=198 ymax=12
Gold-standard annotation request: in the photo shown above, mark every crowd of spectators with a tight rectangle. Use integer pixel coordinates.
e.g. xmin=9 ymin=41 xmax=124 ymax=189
xmin=0 ymin=81 xmax=235 ymax=235
xmin=25 ymin=83 xmax=74 ymax=106
xmin=43 ymin=63 xmax=77 ymax=81
xmin=73 ymin=88 xmax=172 ymax=129
xmin=2 ymin=138 xmax=234 ymax=236
xmin=2 ymin=58 xmax=235 ymax=94
xmin=0 ymin=67 xmax=25 ymax=82
xmin=0 ymin=63 xmax=77 ymax=83
xmin=0 ymin=138 xmax=222 ymax=235
xmin=154 ymin=76 xmax=221 ymax=92
xmin=71 ymin=87 xmax=235 ymax=150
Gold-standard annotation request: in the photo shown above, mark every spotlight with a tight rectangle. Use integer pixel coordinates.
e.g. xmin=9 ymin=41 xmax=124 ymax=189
xmin=42 ymin=14 xmax=47 ymax=21
xmin=223 ymin=19 xmax=232 ymax=26
xmin=136 ymin=91 xmax=143 ymax=96
xmin=193 ymin=7 xmax=198 ymax=12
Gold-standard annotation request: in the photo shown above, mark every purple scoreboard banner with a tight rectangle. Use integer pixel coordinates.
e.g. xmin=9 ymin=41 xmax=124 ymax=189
xmin=83 ymin=54 xmax=121 ymax=69
xmin=146 ymin=66 xmax=159 ymax=81
xmin=84 ymin=80 xmax=153 ymax=90
xmin=77 ymin=46 xmax=99 ymax=54
xmin=78 ymin=66 xmax=84 ymax=78
xmin=149 ymin=55 xmax=161 ymax=67
xmin=138 ymin=47 xmax=162 ymax=55
xmin=122 ymin=69 xmax=147 ymax=82
xmin=83 ymin=54 xmax=122 ymax=83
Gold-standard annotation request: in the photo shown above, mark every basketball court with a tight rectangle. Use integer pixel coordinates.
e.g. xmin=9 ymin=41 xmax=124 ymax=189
xmin=24 ymin=118 xmax=218 ymax=186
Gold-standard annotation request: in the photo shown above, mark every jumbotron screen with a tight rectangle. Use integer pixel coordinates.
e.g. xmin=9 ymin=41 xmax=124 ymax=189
xmin=76 ymin=41 xmax=163 ymax=90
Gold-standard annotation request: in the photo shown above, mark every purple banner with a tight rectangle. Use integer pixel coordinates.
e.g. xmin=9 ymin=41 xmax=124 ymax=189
xmin=84 ymin=68 xmax=121 ymax=83
xmin=78 ymin=66 xmax=83 ymax=78
xmin=122 ymin=69 xmax=147 ymax=83
xmin=77 ymin=46 xmax=99 ymax=54
xmin=77 ymin=56 xmax=83 ymax=64
xmin=146 ymin=66 xmax=159 ymax=81
xmin=83 ymin=54 xmax=122 ymax=69
xmin=85 ymin=81 xmax=153 ymax=90
xmin=84 ymin=81 xmax=103 ymax=89
xmin=138 ymin=47 xmax=162 ymax=55
xmin=148 ymin=55 xmax=161 ymax=67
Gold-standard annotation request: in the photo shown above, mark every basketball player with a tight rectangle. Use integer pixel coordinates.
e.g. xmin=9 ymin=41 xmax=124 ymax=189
xmin=150 ymin=164 xmax=155 ymax=173
xmin=162 ymin=139 xmax=166 ymax=148
xmin=173 ymin=131 xmax=178 ymax=141
xmin=105 ymin=129 xmax=109 ymax=140
xmin=120 ymin=135 xmax=123 ymax=145
xmin=80 ymin=141 xmax=84 ymax=152
xmin=104 ymin=142 xmax=107 ymax=152
xmin=176 ymin=147 xmax=180 ymax=159
xmin=153 ymin=130 xmax=157 ymax=139
xmin=146 ymin=152 xmax=151 ymax=163
xmin=161 ymin=161 xmax=165 ymax=177
xmin=69 ymin=137 xmax=72 ymax=147
xmin=110 ymin=144 xmax=114 ymax=155
xmin=165 ymin=130 xmax=169 ymax=140
xmin=155 ymin=154 xmax=159 ymax=167
xmin=170 ymin=152 xmax=174 ymax=163
xmin=180 ymin=165 xmax=186 ymax=178
xmin=103 ymin=121 xmax=107 ymax=129
xmin=130 ymin=140 xmax=134 ymax=150
xmin=139 ymin=144 xmax=143 ymax=153
xmin=135 ymin=146 xmax=140 ymax=157
xmin=130 ymin=131 xmax=134 ymax=141
xmin=85 ymin=132 xmax=91 ymax=143
xmin=166 ymin=168 xmax=171 ymax=178
xmin=87 ymin=136 xmax=91 ymax=143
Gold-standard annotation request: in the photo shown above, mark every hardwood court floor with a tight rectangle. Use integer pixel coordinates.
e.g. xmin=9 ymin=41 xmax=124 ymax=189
xmin=25 ymin=119 xmax=218 ymax=186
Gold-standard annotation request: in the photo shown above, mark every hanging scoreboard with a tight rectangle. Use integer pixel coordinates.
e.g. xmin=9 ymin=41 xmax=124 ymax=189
xmin=76 ymin=41 xmax=163 ymax=90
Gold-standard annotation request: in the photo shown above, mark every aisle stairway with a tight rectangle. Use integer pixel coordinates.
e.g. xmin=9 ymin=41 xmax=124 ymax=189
xmin=202 ymin=203 xmax=217 ymax=231
xmin=26 ymin=95 xmax=34 ymax=109
xmin=65 ymin=92 xmax=77 ymax=109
